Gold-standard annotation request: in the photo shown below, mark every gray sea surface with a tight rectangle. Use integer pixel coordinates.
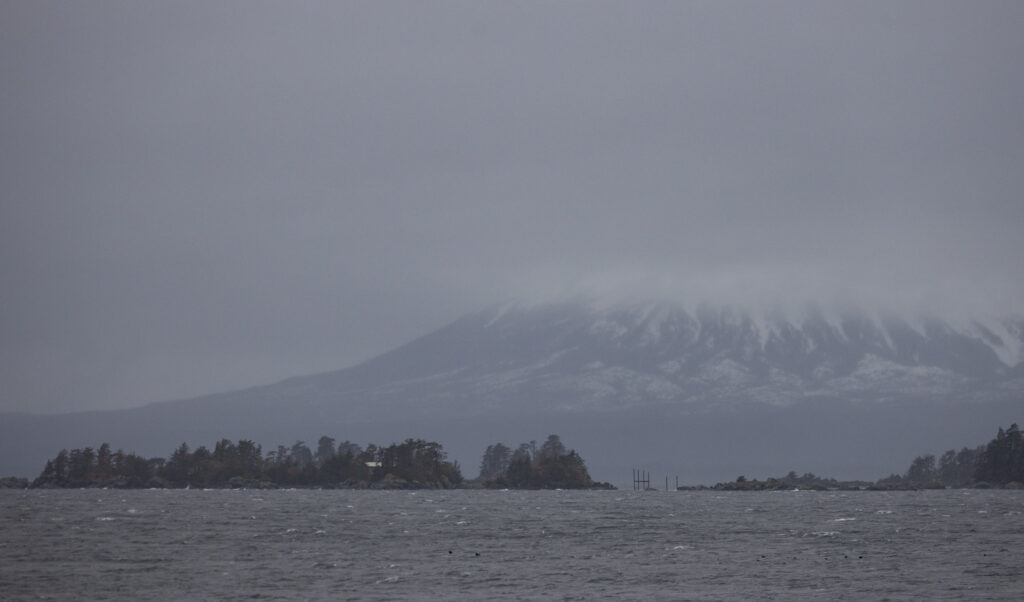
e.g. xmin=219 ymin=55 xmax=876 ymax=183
xmin=1 ymin=488 xmax=1022 ymax=601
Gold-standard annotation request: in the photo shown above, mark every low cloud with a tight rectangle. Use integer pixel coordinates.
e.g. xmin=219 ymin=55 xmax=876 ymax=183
xmin=1 ymin=2 xmax=1021 ymax=412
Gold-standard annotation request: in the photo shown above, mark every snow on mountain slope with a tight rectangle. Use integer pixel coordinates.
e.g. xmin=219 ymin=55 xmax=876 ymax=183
xmin=269 ymin=297 xmax=1023 ymax=418
xmin=1 ymin=297 xmax=1021 ymax=480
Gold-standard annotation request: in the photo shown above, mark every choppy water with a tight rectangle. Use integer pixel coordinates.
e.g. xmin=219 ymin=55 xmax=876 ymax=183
xmin=1 ymin=489 xmax=1022 ymax=601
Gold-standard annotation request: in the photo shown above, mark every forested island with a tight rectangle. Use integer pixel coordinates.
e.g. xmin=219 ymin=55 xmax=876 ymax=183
xmin=476 ymin=434 xmax=612 ymax=489
xmin=705 ymin=424 xmax=1024 ymax=491
xmin=28 ymin=437 xmax=464 ymax=490
xmin=16 ymin=433 xmax=605 ymax=490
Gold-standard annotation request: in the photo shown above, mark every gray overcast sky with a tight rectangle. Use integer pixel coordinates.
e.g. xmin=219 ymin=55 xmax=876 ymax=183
xmin=2 ymin=1 xmax=1022 ymax=413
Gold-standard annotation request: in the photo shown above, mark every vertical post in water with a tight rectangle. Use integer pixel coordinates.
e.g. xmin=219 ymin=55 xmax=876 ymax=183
xmin=633 ymin=469 xmax=651 ymax=490
xmin=665 ymin=476 xmax=668 ymax=491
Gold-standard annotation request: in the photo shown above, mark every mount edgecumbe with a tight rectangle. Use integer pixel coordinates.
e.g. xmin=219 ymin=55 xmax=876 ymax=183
xmin=3 ymin=298 xmax=1021 ymax=483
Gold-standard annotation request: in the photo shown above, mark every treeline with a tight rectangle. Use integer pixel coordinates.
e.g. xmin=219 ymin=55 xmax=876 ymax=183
xmin=709 ymin=424 xmax=1024 ymax=491
xmin=477 ymin=434 xmax=608 ymax=489
xmin=706 ymin=471 xmax=872 ymax=492
xmin=31 ymin=436 xmax=462 ymax=489
xmin=33 ymin=444 xmax=160 ymax=489
xmin=878 ymin=423 xmax=1024 ymax=489
xmin=874 ymin=445 xmax=983 ymax=489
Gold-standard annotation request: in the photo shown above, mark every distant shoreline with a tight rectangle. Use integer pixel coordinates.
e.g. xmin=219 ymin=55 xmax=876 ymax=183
xmin=4 ymin=423 xmax=1021 ymax=492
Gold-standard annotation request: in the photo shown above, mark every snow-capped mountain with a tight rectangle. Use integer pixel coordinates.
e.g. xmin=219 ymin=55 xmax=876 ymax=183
xmin=2 ymin=297 xmax=1021 ymax=482
xmin=275 ymin=297 xmax=1024 ymax=418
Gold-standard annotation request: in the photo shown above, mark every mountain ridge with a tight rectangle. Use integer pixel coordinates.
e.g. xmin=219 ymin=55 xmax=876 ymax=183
xmin=260 ymin=297 xmax=1024 ymax=417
